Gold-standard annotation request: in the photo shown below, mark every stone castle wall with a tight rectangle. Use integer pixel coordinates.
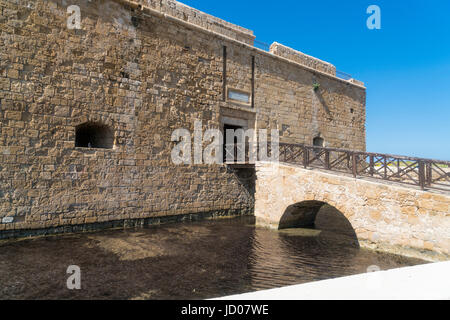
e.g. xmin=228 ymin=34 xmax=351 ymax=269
xmin=0 ymin=0 xmax=366 ymax=236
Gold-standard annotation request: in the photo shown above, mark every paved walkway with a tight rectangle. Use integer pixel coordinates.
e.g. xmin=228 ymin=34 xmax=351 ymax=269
xmin=217 ymin=262 xmax=450 ymax=300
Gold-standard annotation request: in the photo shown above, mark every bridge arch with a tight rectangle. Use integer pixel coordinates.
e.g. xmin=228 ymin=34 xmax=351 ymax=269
xmin=279 ymin=200 xmax=326 ymax=229
xmin=255 ymin=162 xmax=450 ymax=260
xmin=278 ymin=200 xmax=360 ymax=247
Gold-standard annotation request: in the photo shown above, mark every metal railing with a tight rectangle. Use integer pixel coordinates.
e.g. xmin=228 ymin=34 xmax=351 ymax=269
xmin=278 ymin=143 xmax=450 ymax=191
xmin=225 ymin=142 xmax=450 ymax=191
xmin=336 ymin=70 xmax=353 ymax=80
xmin=253 ymin=39 xmax=271 ymax=52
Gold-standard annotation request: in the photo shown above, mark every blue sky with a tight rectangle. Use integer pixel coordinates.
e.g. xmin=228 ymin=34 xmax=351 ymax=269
xmin=181 ymin=0 xmax=450 ymax=160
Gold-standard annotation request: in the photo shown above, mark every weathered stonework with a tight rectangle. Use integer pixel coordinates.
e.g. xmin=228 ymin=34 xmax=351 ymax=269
xmin=255 ymin=162 xmax=450 ymax=261
xmin=137 ymin=0 xmax=256 ymax=45
xmin=0 ymin=0 xmax=366 ymax=237
xmin=269 ymin=42 xmax=337 ymax=76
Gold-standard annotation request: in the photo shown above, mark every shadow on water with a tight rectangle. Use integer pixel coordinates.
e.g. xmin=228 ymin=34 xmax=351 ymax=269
xmin=0 ymin=216 xmax=427 ymax=300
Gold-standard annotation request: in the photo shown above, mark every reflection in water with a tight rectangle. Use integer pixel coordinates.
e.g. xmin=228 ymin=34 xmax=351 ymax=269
xmin=0 ymin=213 xmax=426 ymax=300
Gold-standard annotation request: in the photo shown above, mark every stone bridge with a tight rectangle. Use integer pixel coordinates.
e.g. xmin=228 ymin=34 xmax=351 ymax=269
xmin=254 ymin=162 xmax=450 ymax=261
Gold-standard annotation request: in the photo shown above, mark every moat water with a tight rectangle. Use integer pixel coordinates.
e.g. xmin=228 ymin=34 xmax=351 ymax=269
xmin=0 ymin=207 xmax=426 ymax=300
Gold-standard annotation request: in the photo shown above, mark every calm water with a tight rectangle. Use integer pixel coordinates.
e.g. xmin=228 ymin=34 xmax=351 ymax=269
xmin=0 ymin=208 xmax=426 ymax=300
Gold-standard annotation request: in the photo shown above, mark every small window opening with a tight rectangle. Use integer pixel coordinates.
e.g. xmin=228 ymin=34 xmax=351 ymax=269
xmin=75 ymin=122 xmax=114 ymax=149
xmin=313 ymin=136 xmax=324 ymax=148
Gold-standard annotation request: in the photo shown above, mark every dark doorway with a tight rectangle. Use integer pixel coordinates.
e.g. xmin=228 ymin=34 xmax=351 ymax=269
xmin=223 ymin=124 xmax=243 ymax=163
xmin=313 ymin=137 xmax=324 ymax=148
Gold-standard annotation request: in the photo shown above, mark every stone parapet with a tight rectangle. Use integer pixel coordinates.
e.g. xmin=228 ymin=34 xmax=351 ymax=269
xmin=133 ymin=0 xmax=255 ymax=45
xmin=350 ymin=78 xmax=365 ymax=87
xmin=270 ymin=42 xmax=337 ymax=76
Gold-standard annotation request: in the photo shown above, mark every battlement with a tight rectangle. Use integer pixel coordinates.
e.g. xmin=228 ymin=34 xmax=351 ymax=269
xmin=269 ymin=42 xmax=337 ymax=77
xmin=132 ymin=0 xmax=255 ymax=45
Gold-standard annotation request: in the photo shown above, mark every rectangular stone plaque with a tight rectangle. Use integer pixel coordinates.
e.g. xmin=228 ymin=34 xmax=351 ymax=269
xmin=228 ymin=90 xmax=250 ymax=103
